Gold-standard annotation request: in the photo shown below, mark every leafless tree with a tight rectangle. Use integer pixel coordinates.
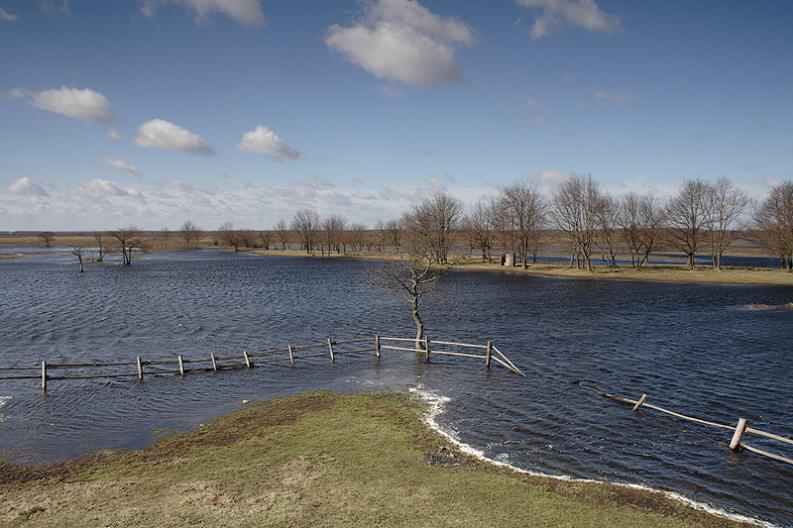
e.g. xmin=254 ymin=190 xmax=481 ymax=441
xmin=258 ymin=231 xmax=271 ymax=250
xmin=39 ymin=232 xmax=55 ymax=247
xmin=321 ymin=214 xmax=347 ymax=256
xmin=619 ymin=194 xmax=665 ymax=267
xmin=274 ymin=220 xmax=289 ymax=250
xmin=467 ymin=198 xmax=498 ymax=262
xmin=112 ymin=226 xmax=141 ymax=265
xmin=404 ymin=191 xmax=463 ymax=264
xmin=180 ymin=220 xmax=202 ymax=248
xmin=550 ymin=175 xmax=601 ymax=271
xmin=754 ymin=180 xmax=793 ymax=271
xmin=217 ymin=222 xmax=243 ymax=252
xmin=666 ymin=178 xmax=707 ymax=270
xmin=595 ymin=193 xmax=619 ymax=268
xmin=348 ymin=223 xmax=366 ymax=254
xmin=94 ymin=232 xmax=112 ymax=262
xmin=292 ymin=209 xmax=320 ymax=254
xmin=383 ymin=219 xmax=403 ymax=252
xmin=701 ymin=178 xmax=749 ymax=270
xmin=71 ymin=246 xmax=86 ymax=272
xmin=501 ymin=183 xmax=545 ymax=269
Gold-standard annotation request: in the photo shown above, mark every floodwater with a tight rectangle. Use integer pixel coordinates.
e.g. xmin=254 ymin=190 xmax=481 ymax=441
xmin=1 ymin=248 xmax=792 ymax=526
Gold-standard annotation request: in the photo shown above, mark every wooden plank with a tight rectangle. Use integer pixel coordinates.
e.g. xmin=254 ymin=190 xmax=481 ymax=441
xmin=485 ymin=341 xmax=492 ymax=369
xmin=327 ymin=338 xmax=335 ymax=363
xmin=745 ymin=427 xmax=793 ymax=447
xmin=210 ymin=353 xmax=217 ymax=372
xmin=380 ymin=345 xmax=428 ymax=353
xmin=379 ymin=337 xmax=421 ymax=343
xmin=288 ymin=345 xmax=295 ymax=366
xmin=41 ymin=361 xmax=47 ymax=392
xmin=375 ymin=335 xmax=381 ymax=358
xmin=243 ymin=350 xmax=251 ymax=368
xmin=740 ymin=442 xmax=793 ymax=466
xmin=730 ymin=418 xmax=748 ymax=451
xmin=632 ymin=394 xmax=647 ymax=411
xmin=429 ymin=350 xmax=487 ymax=359
xmin=178 ymin=355 xmax=185 ymax=376
xmin=431 ymin=340 xmax=489 ymax=350
xmin=136 ymin=356 xmax=143 ymax=381
xmin=0 ymin=375 xmax=42 ymax=380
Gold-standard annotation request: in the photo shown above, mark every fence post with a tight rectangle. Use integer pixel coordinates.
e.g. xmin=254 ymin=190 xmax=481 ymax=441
xmin=178 ymin=355 xmax=184 ymax=376
xmin=327 ymin=338 xmax=335 ymax=363
xmin=632 ymin=394 xmax=647 ymax=411
xmin=730 ymin=418 xmax=747 ymax=451
xmin=375 ymin=335 xmax=381 ymax=358
xmin=243 ymin=350 xmax=251 ymax=368
xmin=287 ymin=345 xmax=295 ymax=366
xmin=136 ymin=356 xmax=144 ymax=381
xmin=210 ymin=352 xmax=218 ymax=372
xmin=41 ymin=361 xmax=47 ymax=392
xmin=424 ymin=335 xmax=430 ymax=363
xmin=485 ymin=341 xmax=493 ymax=369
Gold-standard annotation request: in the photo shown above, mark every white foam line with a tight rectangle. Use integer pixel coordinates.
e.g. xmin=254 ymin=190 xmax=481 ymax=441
xmin=409 ymin=386 xmax=779 ymax=528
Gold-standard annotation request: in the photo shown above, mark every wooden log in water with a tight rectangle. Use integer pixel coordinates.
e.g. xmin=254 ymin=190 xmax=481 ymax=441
xmin=136 ymin=356 xmax=143 ymax=381
xmin=210 ymin=353 xmax=217 ymax=372
xmin=41 ymin=361 xmax=47 ymax=392
xmin=730 ymin=418 xmax=748 ymax=451
xmin=178 ymin=355 xmax=185 ymax=376
xmin=243 ymin=350 xmax=251 ymax=368
xmin=288 ymin=345 xmax=295 ymax=366
xmin=632 ymin=394 xmax=647 ymax=411
xmin=375 ymin=335 xmax=381 ymax=358
xmin=327 ymin=338 xmax=335 ymax=363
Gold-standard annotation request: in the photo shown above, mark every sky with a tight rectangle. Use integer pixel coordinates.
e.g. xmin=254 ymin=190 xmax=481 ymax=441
xmin=1 ymin=0 xmax=792 ymax=231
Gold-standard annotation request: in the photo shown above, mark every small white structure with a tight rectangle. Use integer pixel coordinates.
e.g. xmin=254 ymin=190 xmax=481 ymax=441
xmin=501 ymin=252 xmax=514 ymax=267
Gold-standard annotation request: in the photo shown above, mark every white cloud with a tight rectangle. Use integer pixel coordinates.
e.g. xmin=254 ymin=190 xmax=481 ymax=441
xmin=594 ymin=90 xmax=627 ymax=104
xmin=141 ymin=0 xmax=265 ymax=26
xmin=237 ymin=125 xmax=299 ymax=160
xmin=8 ymin=177 xmax=49 ymax=197
xmin=106 ymin=128 xmax=120 ymax=140
xmin=23 ymin=86 xmax=114 ymax=123
xmin=41 ymin=0 xmax=71 ymax=16
xmin=535 ymin=169 xmax=564 ymax=183
xmin=6 ymin=88 xmax=28 ymax=99
xmin=325 ymin=0 xmax=474 ymax=87
xmin=135 ymin=119 xmax=214 ymax=156
xmin=75 ymin=179 xmax=139 ymax=200
xmin=516 ymin=0 xmax=620 ymax=39
xmin=763 ymin=176 xmax=781 ymax=189
xmin=0 ymin=7 xmax=17 ymax=21
xmin=106 ymin=158 xmax=142 ymax=178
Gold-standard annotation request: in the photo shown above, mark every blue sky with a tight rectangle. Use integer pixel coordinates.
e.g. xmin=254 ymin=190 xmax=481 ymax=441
xmin=1 ymin=0 xmax=792 ymax=230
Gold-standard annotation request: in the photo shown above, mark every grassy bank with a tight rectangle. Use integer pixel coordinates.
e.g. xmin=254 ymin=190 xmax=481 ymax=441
xmin=0 ymin=392 xmax=751 ymax=527
xmin=252 ymin=249 xmax=793 ymax=287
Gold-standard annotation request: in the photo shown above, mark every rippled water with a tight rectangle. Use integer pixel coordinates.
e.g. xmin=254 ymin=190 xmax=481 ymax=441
xmin=1 ymin=249 xmax=792 ymax=526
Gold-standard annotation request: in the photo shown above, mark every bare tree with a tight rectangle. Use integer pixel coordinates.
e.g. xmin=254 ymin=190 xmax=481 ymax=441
xmin=258 ymin=231 xmax=271 ymax=250
xmin=71 ymin=246 xmax=86 ymax=272
xmin=383 ymin=219 xmax=403 ymax=252
xmin=501 ymin=183 xmax=545 ymax=269
xmin=180 ymin=220 xmax=202 ymax=248
xmin=467 ymin=199 xmax=498 ymax=262
xmin=404 ymin=192 xmax=463 ymax=264
xmin=701 ymin=178 xmax=748 ymax=271
xmin=666 ymin=179 xmax=707 ymax=270
xmin=321 ymin=215 xmax=347 ymax=256
xmin=39 ymin=232 xmax=55 ymax=247
xmin=754 ymin=180 xmax=793 ymax=271
xmin=291 ymin=209 xmax=320 ymax=254
xmin=94 ymin=232 xmax=112 ymax=262
xmin=348 ymin=223 xmax=366 ymax=254
xmin=550 ymin=175 xmax=601 ymax=271
xmin=619 ymin=194 xmax=665 ymax=267
xmin=274 ymin=220 xmax=289 ymax=250
xmin=112 ymin=226 xmax=141 ymax=265
xmin=217 ymin=222 xmax=242 ymax=252
xmin=595 ymin=193 xmax=619 ymax=268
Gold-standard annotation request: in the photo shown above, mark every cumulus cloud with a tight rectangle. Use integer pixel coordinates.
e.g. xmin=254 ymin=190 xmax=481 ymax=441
xmin=0 ymin=7 xmax=17 ymax=21
xmin=237 ymin=125 xmax=299 ymax=160
xmin=594 ymin=90 xmax=627 ymax=104
xmin=106 ymin=158 xmax=142 ymax=178
xmin=18 ymin=86 xmax=115 ymax=123
xmin=135 ymin=119 xmax=214 ymax=156
xmin=7 ymin=177 xmax=49 ymax=197
xmin=516 ymin=0 xmax=620 ymax=39
xmin=141 ymin=0 xmax=265 ymax=26
xmin=325 ymin=0 xmax=474 ymax=87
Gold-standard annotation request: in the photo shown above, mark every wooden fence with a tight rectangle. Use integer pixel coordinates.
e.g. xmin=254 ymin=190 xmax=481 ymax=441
xmin=0 ymin=335 xmax=525 ymax=392
xmin=575 ymin=381 xmax=793 ymax=467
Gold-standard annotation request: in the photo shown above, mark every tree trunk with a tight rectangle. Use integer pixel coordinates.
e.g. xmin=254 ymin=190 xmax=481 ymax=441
xmin=411 ymin=292 xmax=424 ymax=350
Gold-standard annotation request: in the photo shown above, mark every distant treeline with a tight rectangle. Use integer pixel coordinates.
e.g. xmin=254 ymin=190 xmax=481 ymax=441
xmin=9 ymin=176 xmax=793 ymax=272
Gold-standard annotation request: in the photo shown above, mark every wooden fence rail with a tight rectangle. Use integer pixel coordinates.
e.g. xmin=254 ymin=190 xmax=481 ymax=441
xmin=0 ymin=335 xmax=525 ymax=392
xmin=576 ymin=382 xmax=793 ymax=467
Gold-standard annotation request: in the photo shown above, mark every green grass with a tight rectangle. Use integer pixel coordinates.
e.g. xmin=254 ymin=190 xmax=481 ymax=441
xmin=0 ymin=392 xmax=751 ymax=527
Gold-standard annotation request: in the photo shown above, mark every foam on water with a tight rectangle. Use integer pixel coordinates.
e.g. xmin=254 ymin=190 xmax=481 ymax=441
xmin=409 ymin=386 xmax=778 ymax=528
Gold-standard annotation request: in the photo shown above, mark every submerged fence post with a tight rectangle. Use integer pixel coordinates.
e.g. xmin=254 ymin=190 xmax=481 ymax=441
xmin=327 ymin=338 xmax=335 ymax=363
xmin=41 ymin=361 xmax=47 ymax=392
xmin=136 ymin=356 xmax=143 ymax=381
xmin=485 ymin=341 xmax=493 ymax=369
xmin=375 ymin=335 xmax=381 ymax=358
xmin=287 ymin=345 xmax=295 ymax=366
xmin=632 ymin=394 xmax=647 ymax=411
xmin=424 ymin=336 xmax=430 ymax=363
xmin=243 ymin=350 xmax=251 ymax=368
xmin=730 ymin=418 xmax=748 ymax=451
xmin=178 ymin=355 xmax=184 ymax=377
xmin=210 ymin=352 xmax=218 ymax=372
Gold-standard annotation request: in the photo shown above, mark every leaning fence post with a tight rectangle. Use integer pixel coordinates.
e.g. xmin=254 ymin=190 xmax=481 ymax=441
xmin=327 ymin=338 xmax=335 ymax=363
xmin=136 ymin=356 xmax=143 ymax=381
xmin=243 ymin=350 xmax=251 ymax=368
xmin=730 ymin=418 xmax=747 ymax=451
xmin=424 ymin=336 xmax=430 ymax=363
xmin=287 ymin=345 xmax=295 ymax=366
xmin=178 ymin=355 xmax=185 ymax=376
xmin=632 ymin=394 xmax=647 ymax=411
xmin=485 ymin=341 xmax=493 ymax=369
xmin=41 ymin=361 xmax=47 ymax=392
xmin=210 ymin=352 xmax=218 ymax=372
xmin=375 ymin=335 xmax=381 ymax=358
